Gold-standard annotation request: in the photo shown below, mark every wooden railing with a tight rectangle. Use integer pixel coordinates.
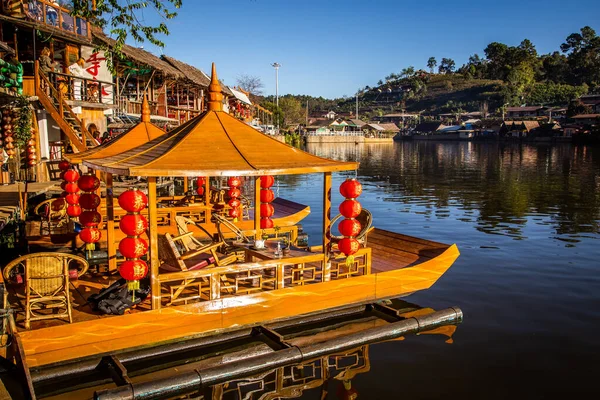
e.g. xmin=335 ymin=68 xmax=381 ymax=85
xmin=48 ymin=71 xmax=114 ymax=105
xmin=117 ymin=97 xmax=159 ymax=115
xmin=35 ymin=61 xmax=98 ymax=152
xmin=26 ymin=0 xmax=90 ymax=38
xmin=156 ymin=247 xmax=372 ymax=307
xmin=157 ymin=253 xmax=328 ymax=306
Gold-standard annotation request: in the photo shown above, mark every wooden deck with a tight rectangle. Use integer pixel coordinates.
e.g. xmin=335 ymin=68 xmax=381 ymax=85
xmin=11 ymin=229 xmax=458 ymax=368
xmin=368 ymin=228 xmax=451 ymax=273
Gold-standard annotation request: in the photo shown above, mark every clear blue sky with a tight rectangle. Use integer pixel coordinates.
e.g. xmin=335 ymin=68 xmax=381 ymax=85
xmin=134 ymin=0 xmax=600 ymax=99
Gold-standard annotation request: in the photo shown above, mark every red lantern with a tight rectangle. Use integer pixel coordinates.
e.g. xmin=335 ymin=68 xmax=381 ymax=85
xmin=338 ymin=238 xmax=360 ymax=257
xmin=338 ymin=218 xmax=362 ymax=237
xmin=64 ymin=182 xmax=79 ymax=194
xmin=118 ymin=189 xmax=148 ymax=213
xmin=63 ymin=169 xmax=80 ymax=183
xmin=27 ymin=147 xmax=36 ymax=155
xmin=60 ymin=191 xmax=68 ymax=198
xmin=59 ymin=170 xmax=66 ymax=181
xmin=260 ymin=203 xmax=274 ymax=217
xmin=58 ymin=160 xmax=70 ymax=171
xmin=228 ymin=208 xmax=239 ymax=218
xmin=120 ymin=214 xmax=148 ymax=236
xmin=78 ymin=174 xmax=101 ymax=192
xmin=67 ymin=204 xmax=82 ymax=217
xmin=196 ymin=177 xmax=206 ymax=187
xmin=118 ymin=237 xmax=149 ymax=259
xmin=339 ymin=200 xmax=362 ymax=219
xmin=119 ymin=260 xmax=148 ymax=281
xmin=227 ymin=188 xmax=241 ymax=199
xmin=227 ymin=176 xmax=241 ymax=188
xmin=228 ymin=198 xmax=241 ymax=208
xmin=260 ymin=175 xmax=274 ymax=189
xmin=80 ymin=211 xmax=102 ymax=227
xmin=79 ymin=193 xmax=101 ymax=209
xmin=196 ymin=186 xmax=205 ymax=196
xmin=80 ymin=227 xmax=101 ymax=244
xmin=65 ymin=193 xmax=80 ymax=205
xmin=260 ymin=217 xmax=274 ymax=229
xmin=339 ymin=179 xmax=363 ymax=199
xmin=60 ymin=181 xmax=67 ymax=190
xmin=27 ymin=159 xmax=37 ymax=166
xmin=260 ymin=189 xmax=275 ymax=203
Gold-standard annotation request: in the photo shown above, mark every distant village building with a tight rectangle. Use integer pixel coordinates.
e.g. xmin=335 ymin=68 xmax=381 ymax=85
xmin=379 ymin=113 xmax=419 ymax=125
xmin=413 ymin=122 xmax=447 ymax=134
xmin=501 ymin=121 xmax=540 ymax=138
xmin=505 ymin=106 xmax=548 ymax=119
xmin=363 ymin=123 xmax=400 ymax=137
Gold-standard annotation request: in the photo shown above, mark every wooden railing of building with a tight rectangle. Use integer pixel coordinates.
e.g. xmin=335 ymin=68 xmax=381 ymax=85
xmin=35 ymin=61 xmax=98 ymax=152
xmin=26 ymin=0 xmax=91 ymax=39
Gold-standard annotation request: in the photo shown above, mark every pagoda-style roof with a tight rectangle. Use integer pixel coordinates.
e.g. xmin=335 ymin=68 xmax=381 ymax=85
xmin=65 ymin=98 xmax=166 ymax=164
xmin=84 ymin=64 xmax=358 ymax=177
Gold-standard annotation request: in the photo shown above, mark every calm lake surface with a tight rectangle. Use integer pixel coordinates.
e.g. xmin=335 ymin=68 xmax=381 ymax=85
xmin=275 ymin=141 xmax=600 ymax=399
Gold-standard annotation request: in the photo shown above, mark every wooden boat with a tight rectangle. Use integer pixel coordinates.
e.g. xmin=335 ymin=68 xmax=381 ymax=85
xmin=0 ymin=64 xmax=460 ymax=399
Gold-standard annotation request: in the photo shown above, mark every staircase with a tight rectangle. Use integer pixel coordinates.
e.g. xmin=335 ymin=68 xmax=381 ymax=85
xmin=34 ymin=62 xmax=98 ymax=153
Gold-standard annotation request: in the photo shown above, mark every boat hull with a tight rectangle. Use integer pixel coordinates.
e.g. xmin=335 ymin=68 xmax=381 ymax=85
xmin=19 ymin=239 xmax=459 ymax=368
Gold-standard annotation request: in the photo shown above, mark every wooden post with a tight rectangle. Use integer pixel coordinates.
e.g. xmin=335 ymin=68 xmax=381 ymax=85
xmin=254 ymin=176 xmax=261 ymax=240
xmin=148 ymin=177 xmax=160 ymax=309
xmin=204 ymin=177 xmax=210 ymax=206
xmin=106 ymin=173 xmax=117 ymax=272
xmin=323 ymin=172 xmax=332 ymax=263
xmin=183 ymin=177 xmax=188 ymax=194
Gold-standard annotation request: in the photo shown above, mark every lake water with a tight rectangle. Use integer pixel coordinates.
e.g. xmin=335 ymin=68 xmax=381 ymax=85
xmin=274 ymin=141 xmax=600 ymax=399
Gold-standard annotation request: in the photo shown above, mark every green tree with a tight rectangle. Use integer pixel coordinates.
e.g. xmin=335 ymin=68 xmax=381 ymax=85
xmin=438 ymin=58 xmax=455 ymax=74
xmin=262 ymin=101 xmax=284 ymax=127
xmin=504 ymin=63 xmax=535 ymax=105
xmin=279 ymin=97 xmax=304 ymax=126
xmin=427 ymin=57 xmax=437 ymax=74
xmin=560 ymin=26 xmax=600 ymax=87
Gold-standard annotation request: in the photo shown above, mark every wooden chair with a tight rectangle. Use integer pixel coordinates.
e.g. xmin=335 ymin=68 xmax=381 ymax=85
xmin=3 ymin=252 xmax=89 ymax=329
xmin=330 ymin=209 xmax=374 ymax=247
xmin=157 ymin=232 xmax=237 ymax=306
xmin=34 ymin=198 xmax=69 ymax=236
xmin=175 ymin=215 xmax=214 ymax=251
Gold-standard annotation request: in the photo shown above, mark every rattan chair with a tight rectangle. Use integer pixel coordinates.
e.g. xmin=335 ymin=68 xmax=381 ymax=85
xmin=34 ymin=198 xmax=69 ymax=236
xmin=3 ymin=252 xmax=89 ymax=329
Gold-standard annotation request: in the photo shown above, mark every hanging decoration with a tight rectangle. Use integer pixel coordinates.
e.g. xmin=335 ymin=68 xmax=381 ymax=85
xmin=64 ymin=167 xmax=81 ymax=218
xmin=2 ymin=109 xmax=15 ymax=158
xmin=25 ymin=128 xmax=37 ymax=167
xmin=196 ymin=176 xmax=206 ymax=196
xmin=337 ymin=178 xmax=363 ymax=265
xmin=118 ymin=189 xmax=149 ymax=292
xmin=260 ymin=175 xmax=275 ymax=229
xmin=78 ymin=173 xmax=101 ymax=254
xmin=227 ymin=176 xmax=242 ymax=220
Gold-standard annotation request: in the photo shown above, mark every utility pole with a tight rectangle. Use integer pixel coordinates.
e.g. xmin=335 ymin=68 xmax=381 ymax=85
xmin=271 ymin=62 xmax=281 ymax=131
xmin=306 ymin=99 xmax=308 ymax=126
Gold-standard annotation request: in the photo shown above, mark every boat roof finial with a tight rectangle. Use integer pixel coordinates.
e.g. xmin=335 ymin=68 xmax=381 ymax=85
xmin=208 ymin=62 xmax=223 ymax=112
xmin=141 ymin=93 xmax=151 ymax=123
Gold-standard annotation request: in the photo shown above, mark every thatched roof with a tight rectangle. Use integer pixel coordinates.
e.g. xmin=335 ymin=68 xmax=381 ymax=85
xmin=93 ymin=33 xmax=183 ymax=78
xmin=161 ymin=55 xmax=233 ymax=95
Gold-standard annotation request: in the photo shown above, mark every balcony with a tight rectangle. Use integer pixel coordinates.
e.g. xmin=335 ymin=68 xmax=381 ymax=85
xmin=26 ymin=1 xmax=90 ymax=38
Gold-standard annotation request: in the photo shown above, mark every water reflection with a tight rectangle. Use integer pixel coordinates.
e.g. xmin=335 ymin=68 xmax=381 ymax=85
xmin=307 ymin=142 xmax=600 ymax=242
xmin=199 ymin=301 xmax=457 ymax=400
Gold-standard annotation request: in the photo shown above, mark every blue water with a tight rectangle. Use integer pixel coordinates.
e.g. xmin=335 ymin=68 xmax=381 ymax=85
xmin=276 ymin=141 xmax=600 ymax=399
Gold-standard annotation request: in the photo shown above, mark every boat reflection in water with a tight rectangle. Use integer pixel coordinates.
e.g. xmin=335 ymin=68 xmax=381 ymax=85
xmin=41 ymin=300 xmax=460 ymax=400
xmin=201 ymin=300 xmax=459 ymax=400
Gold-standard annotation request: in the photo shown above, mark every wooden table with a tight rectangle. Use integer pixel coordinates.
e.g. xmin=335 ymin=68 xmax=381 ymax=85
xmin=233 ymin=240 xmax=326 ymax=289
xmin=234 ymin=240 xmax=310 ymax=262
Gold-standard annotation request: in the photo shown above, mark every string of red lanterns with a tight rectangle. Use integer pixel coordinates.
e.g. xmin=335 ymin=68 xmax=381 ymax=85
xmin=227 ymin=176 xmax=242 ymax=220
xmin=196 ymin=176 xmax=206 ymax=197
xmin=260 ymin=175 xmax=275 ymax=229
xmin=78 ymin=173 xmax=101 ymax=255
xmin=26 ymin=129 xmax=37 ymax=167
xmin=337 ymin=178 xmax=363 ymax=265
xmin=118 ymin=189 xmax=149 ymax=292
xmin=63 ymin=166 xmax=81 ymax=218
